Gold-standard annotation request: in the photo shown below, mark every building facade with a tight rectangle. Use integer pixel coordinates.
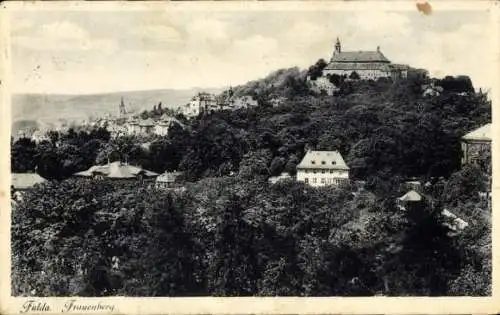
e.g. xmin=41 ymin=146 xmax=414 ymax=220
xmin=155 ymin=171 xmax=184 ymax=189
xmin=183 ymin=92 xmax=218 ymax=118
xmin=296 ymin=150 xmax=349 ymax=187
xmin=461 ymin=123 xmax=491 ymax=165
xmin=323 ymin=38 xmax=408 ymax=81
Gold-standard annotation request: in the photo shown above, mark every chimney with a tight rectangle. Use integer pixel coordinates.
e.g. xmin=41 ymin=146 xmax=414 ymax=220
xmin=377 ymin=46 xmax=380 ymax=52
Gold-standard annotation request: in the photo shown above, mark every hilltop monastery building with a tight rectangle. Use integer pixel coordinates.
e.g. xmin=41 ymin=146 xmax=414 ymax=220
xmin=323 ymin=38 xmax=409 ymax=80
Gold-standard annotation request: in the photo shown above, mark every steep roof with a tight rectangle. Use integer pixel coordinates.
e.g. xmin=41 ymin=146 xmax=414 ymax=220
xmin=139 ymin=118 xmax=155 ymax=127
xmin=74 ymin=161 xmax=159 ymax=179
xmin=11 ymin=173 xmax=47 ymax=190
xmin=297 ymin=150 xmax=349 ymax=170
xmin=325 ymin=62 xmax=391 ymax=71
xmin=462 ymin=123 xmax=491 ymax=141
xmin=330 ymin=50 xmax=390 ymax=63
xmin=398 ymin=190 xmax=422 ymax=202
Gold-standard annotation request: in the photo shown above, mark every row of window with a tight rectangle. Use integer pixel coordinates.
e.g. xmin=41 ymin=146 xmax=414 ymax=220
xmin=303 ymin=178 xmax=345 ymax=185
xmin=302 ymin=169 xmax=342 ymax=174
xmin=311 ymin=160 xmax=336 ymax=165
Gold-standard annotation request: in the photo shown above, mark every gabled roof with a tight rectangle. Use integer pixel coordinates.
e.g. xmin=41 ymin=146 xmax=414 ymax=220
xmin=12 ymin=173 xmax=47 ymax=190
xmin=325 ymin=62 xmax=390 ymax=71
xmin=462 ymin=123 xmax=491 ymax=141
xmin=330 ymin=51 xmax=390 ymax=63
xmin=139 ymin=118 xmax=155 ymax=127
xmin=297 ymin=150 xmax=349 ymax=170
xmin=74 ymin=161 xmax=159 ymax=179
xmin=398 ymin=190 xmax=422 ymax=202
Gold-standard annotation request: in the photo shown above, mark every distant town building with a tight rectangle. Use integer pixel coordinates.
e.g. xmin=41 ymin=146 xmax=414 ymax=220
xmin=296 ymin=150 xmax=350 ymax=187
xmin=125 ymin=117 xmax=140 ymax=135
xmin=232 ymin=95 xmax=258 ymax=109
xmin=154 ymin=120 xmax=171 ymax=136
xmin=396 ymin=190 xmax=423 ymax=211
xmin=119 ymin=97 xmax=127 ymax=116
xmin=155 ymin=171 xmax=184 ymax=189
xmin=461 ymin=123 xmax=491 ymax=165
xmin=138 ymin=118 xmax=155 ymax=134
xmin=154 ymin=115 xmax=184 ymax=136
xmin=217 ymin=94 xmax=258 ymax=110
xmin=183 ymin=92 xmax=218 ymax=118
xmin=74 ymin=161 xmax=159 ymax=180
xmin=323 ymin=38 xmax=408 ymax=81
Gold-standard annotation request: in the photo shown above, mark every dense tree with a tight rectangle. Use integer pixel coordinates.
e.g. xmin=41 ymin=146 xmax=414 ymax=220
xmin=11 ymin=137 xmax=38 ymax=172
xmin=11 ymin=63 xmax=491 ymax=297
xmin=307 ymin=59 xmax=328 ymax=81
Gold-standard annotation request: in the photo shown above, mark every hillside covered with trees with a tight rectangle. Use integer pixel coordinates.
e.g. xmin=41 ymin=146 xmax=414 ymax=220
xmin=11 ymin=63 xmax=491 ymax=296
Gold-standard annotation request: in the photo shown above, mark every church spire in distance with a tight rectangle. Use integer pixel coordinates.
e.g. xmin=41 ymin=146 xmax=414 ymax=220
xmin=119 ymin=97 xmax=126 ymax=116
xmin=335 ymin=37 xmax=341 ymax=54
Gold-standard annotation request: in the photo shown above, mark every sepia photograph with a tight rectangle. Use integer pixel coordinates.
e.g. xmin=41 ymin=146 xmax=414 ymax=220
xmin=1 ymin=1 xmax=499 ymax=314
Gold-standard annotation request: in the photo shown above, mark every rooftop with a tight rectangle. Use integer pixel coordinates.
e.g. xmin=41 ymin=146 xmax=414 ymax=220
xmin=330 ymin=50 xmax=390 ymax=64
xmin=12 ymin=173 xmax=47 ymax=190
xmin=74 ymin=161 xmax=159 ymax=179
xmin=139 ymin=118 xmax=155 ymax=127
xmin=398 ymin=190 xmax=422 ymax=202
xmin=297 ymin=150 xmax=349 ymax=170
xmin=462 ymin=123 xmax=491 ymax=141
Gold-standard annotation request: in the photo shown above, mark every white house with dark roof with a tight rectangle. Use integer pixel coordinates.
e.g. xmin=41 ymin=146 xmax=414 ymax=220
xmin=461 ymin=123 xmax=491 ymax=165
xmin=323 ymin=38 xmax=408 ymax=80
xmin=296 ymin=150 xmax=349 ymax=187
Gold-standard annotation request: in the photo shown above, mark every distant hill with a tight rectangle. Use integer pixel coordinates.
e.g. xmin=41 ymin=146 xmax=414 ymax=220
xmin=11 ymin=88 xmax=223 ymax=133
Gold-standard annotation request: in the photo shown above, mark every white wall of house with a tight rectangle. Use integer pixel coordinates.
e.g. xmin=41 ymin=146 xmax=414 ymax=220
xmin=154 ymin=124 xmax=170 ymax=136
xmin=296 ymin=168 xmax=349 ymax=187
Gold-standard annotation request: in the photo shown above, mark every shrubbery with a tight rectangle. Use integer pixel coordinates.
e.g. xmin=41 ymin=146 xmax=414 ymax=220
xmin=11 ymin=66 xmax=491 ymax=296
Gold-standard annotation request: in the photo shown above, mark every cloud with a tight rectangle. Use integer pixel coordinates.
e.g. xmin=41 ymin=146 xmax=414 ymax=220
xmin=11 ymin=18 xmax=34 ymax=35
xmin=10 ymin=10 xmax=494 ymax=94
xmin=13 ymin=20 xmax=118 ymax=54
xmin=347 ymin=11 xmax=412 ymax=37
xmin=40 ymin=21 xmax=88 ymax=40
xmin=132 ymin=24 xmax=184 ymax=46
xmin=412 ymin=22 xmax=493 ymax=89
xmin=185 ymin=17 xmax=228 ymax=41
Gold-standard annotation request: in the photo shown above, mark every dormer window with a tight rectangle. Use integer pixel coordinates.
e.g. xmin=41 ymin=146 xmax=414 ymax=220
xmin=332 ymin=161 xmax=336 ymax=165
xmin=321 ymin=161 xmax=326 ymax=165
xmin=311 ymin=160 xmax=316 ymax=164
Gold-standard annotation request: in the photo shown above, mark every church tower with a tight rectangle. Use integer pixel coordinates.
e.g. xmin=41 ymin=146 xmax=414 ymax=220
xmin=334 ymin=37 xmax=341 ymax=54
xmin=119 ymin=97 xmax=127 ymax=116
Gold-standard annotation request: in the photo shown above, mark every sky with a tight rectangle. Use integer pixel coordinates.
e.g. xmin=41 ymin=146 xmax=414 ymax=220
xmin=9 ymin=3 xmax=497 ymax=94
